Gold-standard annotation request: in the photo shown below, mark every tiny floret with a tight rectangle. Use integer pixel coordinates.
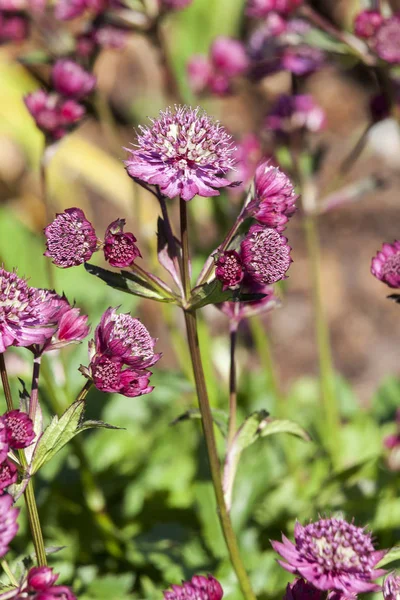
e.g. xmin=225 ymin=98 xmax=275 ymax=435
xmin=163 ymin=575 xmax=223 ymax=600
xmin=241 ymin=225 xmax=292 ymax=285
xmin=371 ymin=241 xmax=400 ymax=288
xmin=44 ymin=207 xmax=99 ymax=268
xmin=271 ymin=517 xmax=387 ymax=594
xmin=125 ymin=106 xmax=235 ymax=201
xmin=0 ymin=493 xmax=19 ymax=557
xmin=215 ymin=251 xmax=244 ymax=291
xmin=103 ymin=218 xmax=141 ymax=268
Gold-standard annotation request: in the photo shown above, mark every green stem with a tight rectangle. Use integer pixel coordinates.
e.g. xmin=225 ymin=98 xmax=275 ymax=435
xmin=179 ymin=200 xmax=256 ymax=600
xmin=130 ymin=261 xmax=175 ymax=298
xmin=1 ymin=559 xmax=19 ymax=587
xmin=304 ymin=214 xmax=340 ymax=454
xmin=24 ymin=480 xmax=47 ymax=566
xmin=0 ymin=354 xmax=13 ymax=412
xmin=227 ymin=322 xmax=238 ymax=448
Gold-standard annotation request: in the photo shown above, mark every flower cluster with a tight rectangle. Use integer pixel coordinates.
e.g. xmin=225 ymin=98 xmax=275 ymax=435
xmin=371 ymin=241 xmax=400 ymax=289
xmin=44 ymin=208 xmax=140 ymax=270
xmin=81 ymin=308 xmax=160 ymax=397
xmin=272 ymin=517 xmax=386 ymax=595
xmin=125 ymin=106 xmax=235 ymax=201
xmin=25 ymin=59 xmax=95 ymax=141
xmin=353 ymin=9 xmax=400 ymax=64
xmin=187 ymin=36 xmax=249 ymax=96
xmin=163 ymin=575 xmax=223 ymax=600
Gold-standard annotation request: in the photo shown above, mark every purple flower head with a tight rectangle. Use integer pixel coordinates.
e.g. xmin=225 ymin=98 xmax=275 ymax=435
xmin=354 ymin=10 xmax=383 ymax=39
xmin=271 ymin=517 xmax=387 ymax=594
xmin=90 ymin=356 xmax=153 ymax=397
xmin=0 ymin=458 xmax=17 ymax=494
xmin=2 ymin=410 xmax=35 ymax=449
xmin=28 ymin=567 xmax=59 ymax=591
xmin=246 ymin=0 xmax=303 ymax=17
xmin=163 ymin=575 xmax=223 ymax=600
xmin=161 ymin=0 xmax=193 ymax=9
xmin=187 ymin=55 xmax=212 ymax=94
xmin=54 ymin=0 xmax=86 ymax=19
xmin=52 ymin=59 xmax=96 ymax=99
xmin=0 ymin=13 xmax=29 ymax=42
xmin=210 ymin=37 xmax=249 ymax=77
xmin=125 ymin=106 xmax=235 ymax=201
xmin=44 ymin=207 xmax=99 ymax=268
xmin=219 ymin=280 xmax=280 ymax=323
xmin=281 ymin=45 xmax=325 ymax=76
xmin=241 ymin=225 xmax=292 ymax=285
xmin=24 ymin=91 xmax=85 ymax=139
xmin=0 ymin=268 xmax=60 ymax=353
xmin=374 ymin=16 xmax=400 ymax=64
xmin=384 ymin=572 xmax=400 ymax=600
xmin=35 ymin=586 xmax=77 ymax=600
xmin=284 ymin=579 xmax=326 ymax=600
xmin=247 ymin=162 xmax=298 ymax=232
xmin=95 ymin=308 xmax=160 ymax=369
xmin=0 ymin=493 xmax=19 ymax=557
xmin=103 ymin=218 xmax=141 ymax=268
xmin=371 ymin=241 xmax=400 ymax=288
xmin=266 ymin=94 xmax=326 ymax=135
xmin=215 ymin=250 xmax=244 ymax=291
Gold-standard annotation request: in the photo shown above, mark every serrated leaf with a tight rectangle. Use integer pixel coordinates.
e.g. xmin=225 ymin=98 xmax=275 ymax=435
xmin=377 ymin=546 xmax=400 ymax=568
xmin=223 ymin=411 xmax=310 ymax=509
xmin=31 ymin=400 xmax=121 ymax=474
xmin=170 ymin=408 xmax=228 ymax=438
xmin=84 ymin=263 xmax=175 ymax=303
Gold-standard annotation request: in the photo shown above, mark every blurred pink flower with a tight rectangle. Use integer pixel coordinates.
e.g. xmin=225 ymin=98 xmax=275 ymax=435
xmin=52 ymin=59 xmax=96 ymax=99
xmin=24 ymin=90 xmax=85 ymax=139
xmin=371 ymin=240 xmax=400 ymax=288
xmin=187 ymin=55 xmax=212 ymax=94
xmin=353 ymin=10 xmax=383 ymax=39
xmin=281 ymin=45 xmax=325 ymax=76
xmin=211 ymin=36 xmax=249 ymax=77
xmin=28 ymin=567 xmax=59 ymax=592
xmin=44 ymin=208 xmax=99 ymax=268
xmin=374 ymin=16 xmax=400 ymax=64
xmin=228 ymin=133 xmax=262 ymax=195
xmin=0 ymin=494 xmax=19 ymax=557
xmin=241 ymin=224 xmax=292 ymax=285
xmin=266 ymin=94 xmax=326 ymax=135
xmin=0 ymin=458 xmax=17 ymax=494
xmin=0 ymin=12 xmax=29 ymax=42
xmin=103 ymin=218 xmax=141 ymax=268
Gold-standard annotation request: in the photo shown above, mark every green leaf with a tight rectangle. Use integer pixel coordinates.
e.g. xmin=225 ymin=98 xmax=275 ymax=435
xmin=223 ymin=411 xmax=310 ymax=509
xmin=377 ymin=546 xmax=400 ymax=568
xmin=31 ymin=400 xmax=120 ymax=474
xmin=189 ymin=279 xmax=265 ymax=310
xmin=170 ymin=408 xmax=228 ymax=438
xmin=84 ymin=263 xmax=175 ymax=303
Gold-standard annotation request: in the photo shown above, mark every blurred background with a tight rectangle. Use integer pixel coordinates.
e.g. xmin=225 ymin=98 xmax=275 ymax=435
xmin=1 ymin=0 xmax=400 ymax=598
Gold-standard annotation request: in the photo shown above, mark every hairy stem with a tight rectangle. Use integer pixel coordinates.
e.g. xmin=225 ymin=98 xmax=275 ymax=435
xmin=179 ymin=201 xmax=256 ymax=600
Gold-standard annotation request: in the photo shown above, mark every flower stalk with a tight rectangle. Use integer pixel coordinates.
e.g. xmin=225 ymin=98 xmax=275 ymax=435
xmin=227 ymin=321 xmax=238 ymax=448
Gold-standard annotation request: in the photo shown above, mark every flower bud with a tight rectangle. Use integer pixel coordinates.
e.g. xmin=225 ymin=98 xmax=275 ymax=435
xmin=28 ymin=566 xmax=59 ymax=591
xmin=52 ymin=59 xmax=96 ymax=99
xmin=371 ymin=241 xmax=400 ymax=288
xmin=103 ymin=218 xmax=141 ymax=268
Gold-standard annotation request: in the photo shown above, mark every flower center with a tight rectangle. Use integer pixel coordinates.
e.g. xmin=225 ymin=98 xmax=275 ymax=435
xmin=383 ymin=253 xmax=400 ymax=278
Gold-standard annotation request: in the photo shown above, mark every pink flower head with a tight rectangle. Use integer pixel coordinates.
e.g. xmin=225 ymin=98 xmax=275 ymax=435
xmin=44 ymin=208 xmax=99 ymax=268
xmin=54 ymin=0 xmax=87 ymax=19
xmin=374 ymin=16 xmax=400 ymax=64
xmin=125 ymin=106 xmax=235 ymax=202
xmin=0 ymin=493 xmax=19 ymax=557
xmin=2 ymin=409 xmax=35 ymax=449
xmin=371 ymin=241 xmax=400 ymax=288
xmin=163 ymin=575 xmax=223 ymax=600
xmin=95 ymin=308 xmax=160 ymax=369
xmin=384 ymin=572 xmax=400 ymax=600
xmin=0 ymin=268 xmax=60 ymax=353
xmin=266 ymin=94 xmax=326 ymax=135
xmin=271 ymin=518 xmax=387 ymax=594
xmin=28 ymin=567 xmax=59 ymax=591
xmin=247 ymin=162 xmax=298 ymax=232
xmin=35 ymin=587 xmax=77 ymax=600
xmin=103 ymin=218 xmax=141 ymax=268
xmin=0 ymin=422 xmax=8 ymax=465
xmin=52 ymin=59 xmax=96 ymax=99
xmin=281 ymin=45 xmax=325 ymax=76
xmin=215 ymin=250 xmax=244 ymax=291
xmin=187 ymin=55 xmax=212 ymax=94
xmin=0 ymin=458 xmax=17 ymax=494
xmin=241 ymin=225 xmax=292 ymax=285
xmin=24 ymin=90 xmax=85 ymax=139
xmin=210 ymin=37 xmax=249 ymax=77
xmin=90 ymin=356 xmax=153 ymax=397
xmin=354 ymin=10 xmax=383 ymax=39
xmin=219 ymin=280 xmax=280 ymax=323
xmin=284 ymin=579 xmax=326 ymax=600
xmin=161 ymin=0 xmax=193 ymax=9
xmin=247 ymin=0 xmax=303 ymax=17
xmin=0 ymin=12 xmax=29 ymax=42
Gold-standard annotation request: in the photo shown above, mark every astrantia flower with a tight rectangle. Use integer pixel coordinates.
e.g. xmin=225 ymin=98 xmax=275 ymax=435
xmin=215 ymin=250 xmax=244 ymax=291
xmin=103 ymin=218 xmax=141 ymax=268
xmin=44 ymin=208 xmax=99 ymax=268
xmin=2 ymin=410 xmax=34 ymax=449
xmin=18 ymin=567 xmax=76 ymax=599
xmin=354 ymin=10 xmax=383 ymax=39
xmin=0 ymin=458 xmax=17 ymax=494
xmin=51 ymin=59 xmax=96 ymax=99
xmin=163 ymin=575 xmax=223 ymax=600
xmin=0 ymin=268 xmax=60 ymax=352
xmin=210 ymin=37 xmax=249 ymax=77
xmin=247 ymin=0 xmax=303 ymax=17
xmin=90 ymin=356 xmax=153 ymax=397
xmin=0 ymin=422 xmax=8 ymax=465
xmin=284 ymin=579 xmax=325 ymax=600
xmin=374 ymin=16 xmax=400 ymax=64
xmin=271 ymin=517 xmax=387 ymax=594
xmin=0 ymin=12 xmax=29 ymax=42
xmin=241 ymin=225 xmax=292 ymax=285
xmin=371 ymin=241 xmax=400 ymax=288
xmin=125 ymin=106 xmax=235 ymax=201
xmin=0 ymin=493 xmax=19 ymax=557
xmin=246 ymin=162 xmax=298 ymax=232
xmin=384 ymin=572 xmax=400 ymax=600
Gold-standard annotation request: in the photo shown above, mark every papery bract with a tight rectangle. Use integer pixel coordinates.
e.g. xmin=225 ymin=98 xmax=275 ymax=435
xmin=163 ymin=575 xmax=223 ymax=600
xmin=2 ymin=409 xmax=35 ymax=449
xmin=284 ymin=578 xmax=326 ymax=600
xmin=44 ymin=208 xmax=99 ymax=268
xmin=0 ymin=493 xmax=19 ymax=557
xmin=125 ymin=106 xmax=235 ymax=201
xmin=271 ymin=518 xmax=387 ymax=594
xmin=103 ymin=218 xmax=141 ymax=268
xmin=241 ymin=225 xmax=292 ymax=285
xmin=371 ymin=241 xmax=400 ymax=288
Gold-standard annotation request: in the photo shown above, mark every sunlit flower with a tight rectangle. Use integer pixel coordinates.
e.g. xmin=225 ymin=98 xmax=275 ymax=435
xmin=163 ymin=575 xmax=223 ymax=600
xmin=272 ymin=517 xmax=386 ymax=594
xmin=125 ymin=106 xmax=235 ymax=201
xmin=241 ymin=225 xmax=292 ymax=285
xmin=371 ymin=241 xmax=400 ymax=288
xmin=44 ymin=208 xmax=99 ymax=268
xmin=89 ymin=355 xmax=154 ymax=397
